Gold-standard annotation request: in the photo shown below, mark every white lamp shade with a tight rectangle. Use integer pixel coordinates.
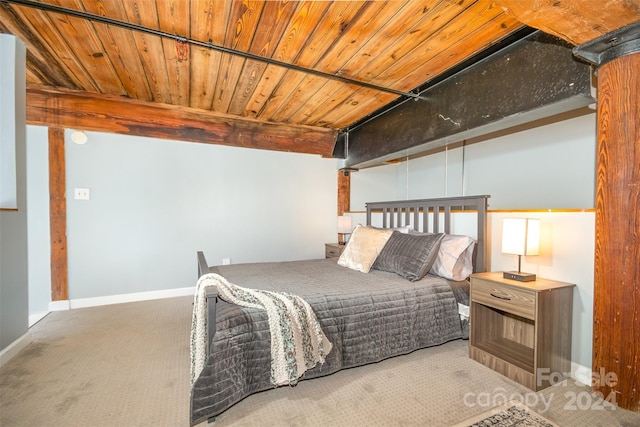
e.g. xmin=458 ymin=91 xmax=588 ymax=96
xmin=501 ymin=218 xmax=540 ymax=256
xmin=337 ymin=216 xmax=353 ymax=234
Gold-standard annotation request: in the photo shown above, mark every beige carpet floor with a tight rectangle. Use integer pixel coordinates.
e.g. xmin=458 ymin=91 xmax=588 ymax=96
xmin=1 ymin=296 xmax=639 ymax=427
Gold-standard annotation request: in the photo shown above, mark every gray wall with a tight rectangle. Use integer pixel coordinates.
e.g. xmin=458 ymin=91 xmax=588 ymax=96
xmin=0 ymin=35 xmax=27 ymax=351
xmin=23 ymin=126 xmax=339 ymax=313
xmin=0 ymin=35 xmax=18 ymax=208
xmin=463 ymin=113 xmax=595 ymax=209
xmin=25 ymin=110 xmax=596 ymax=307
xmin=352 ymin=111 xmax=596 ymax=210
xmin=59 ymin=130 xmax=338 ymax=300
xmin=26 ymin=126 xmax=51 ymax=325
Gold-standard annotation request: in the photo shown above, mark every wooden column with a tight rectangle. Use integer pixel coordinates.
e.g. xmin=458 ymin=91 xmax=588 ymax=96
xmin=337 ymin=169 xmax=351 ymax=243
xmin=49 ymin=127 xmax=68 ymax=301
xmin=575 ymin=25 xmax=640 ymax=412
xmin=337 ymin=169 xmax=351 ymax=216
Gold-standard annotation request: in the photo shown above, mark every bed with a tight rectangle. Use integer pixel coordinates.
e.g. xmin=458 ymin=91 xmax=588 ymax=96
xmin=190 ymin=195 xmax=489 ymax=425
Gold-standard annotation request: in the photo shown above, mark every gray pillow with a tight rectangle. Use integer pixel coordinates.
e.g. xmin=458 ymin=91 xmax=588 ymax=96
xmin=372 ymin=231 xmax=445 ymax=281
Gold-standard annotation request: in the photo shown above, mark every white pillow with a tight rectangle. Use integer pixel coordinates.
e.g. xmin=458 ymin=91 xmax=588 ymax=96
xmin=429 ymin=234 xmax=476 ymax=281
xmin=394 ymin=226 xmax=413 ymax=234
xmin=371 ymin=225 xmax=412 ymax=234
xmin=337 ymin=225 xmax=393 ymax=273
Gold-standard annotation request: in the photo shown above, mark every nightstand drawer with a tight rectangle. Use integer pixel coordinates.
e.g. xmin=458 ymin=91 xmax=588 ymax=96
xmin=325 ymin=243 xmax=344 ymax=258
xmin=471 ymin=278 xmax=535 ymax=320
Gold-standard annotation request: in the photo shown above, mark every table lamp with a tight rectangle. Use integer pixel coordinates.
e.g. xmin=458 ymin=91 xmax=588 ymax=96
xmin=337 ymin=216 xmax=352 ymax=245
xmin=501 ymin=218 xmax=540 ymax=282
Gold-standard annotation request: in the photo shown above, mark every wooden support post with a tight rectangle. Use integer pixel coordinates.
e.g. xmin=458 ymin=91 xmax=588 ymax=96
xmin=49 ymin=127 xmax=68 ymax=301
xmin=592 ymin=51 xmax=640 ymax=412
xmin=337 ymin=169 xmax=351 ymax=243
xmin=337 ymin=169 xmax=350 ymax=216
xmin=575 ymin=24 xmax=640 ymax=412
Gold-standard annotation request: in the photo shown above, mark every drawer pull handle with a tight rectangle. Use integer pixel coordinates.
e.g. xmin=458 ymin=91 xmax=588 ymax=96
xmin=490 ymin=292 xmax=511 ymax=301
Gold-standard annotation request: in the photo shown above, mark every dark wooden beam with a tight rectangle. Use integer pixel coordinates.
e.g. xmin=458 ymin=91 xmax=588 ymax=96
xmin=26 ymin=85 xmax=337 ymax=157
xmin=48 ymin=127 xmax=68 ymax=302
xmin=343 ymin=31 xmax=594 ymax=169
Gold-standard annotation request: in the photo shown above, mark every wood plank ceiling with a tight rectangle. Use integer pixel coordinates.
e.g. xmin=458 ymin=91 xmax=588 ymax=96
xmin=0 ymin=0 xmax=638 ymax=158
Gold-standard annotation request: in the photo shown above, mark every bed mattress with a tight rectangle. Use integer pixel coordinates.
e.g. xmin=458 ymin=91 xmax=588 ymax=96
xmin=190 ymin=258 xmax=468 ymax=424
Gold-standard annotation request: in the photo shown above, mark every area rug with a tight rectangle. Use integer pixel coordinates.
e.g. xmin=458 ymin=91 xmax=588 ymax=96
xmin=451 ymin=401 xmax=559 ymax=427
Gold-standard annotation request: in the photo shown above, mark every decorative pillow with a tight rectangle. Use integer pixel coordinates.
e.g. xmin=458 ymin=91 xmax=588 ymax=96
xmin=337 ymin=225 xmax=393 ymax=273
xmin=371 ymin=225 xmax=413 ymax=234
xmin=429 ymin=234 xmax=476 ymax=281
xmin=372 ymin=231 xmax=445 ymax=281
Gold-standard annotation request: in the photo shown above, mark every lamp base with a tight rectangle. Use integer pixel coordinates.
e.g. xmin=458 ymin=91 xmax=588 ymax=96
xmin=503 ymin=271 xmax=536 ymax=282
xmin=338 ymin=233 xmax=350 ymax=245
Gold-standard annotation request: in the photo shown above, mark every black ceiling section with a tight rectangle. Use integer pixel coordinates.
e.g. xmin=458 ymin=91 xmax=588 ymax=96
xmin=343 ymin=31 xmax=595 ymax=169
xmin=344 ymin=27 xmax=538 ymax=134
xmin=332 ymin=131 xmax=347 ymax=159
xmin=573 ymin=20 xmax=640 ymax=66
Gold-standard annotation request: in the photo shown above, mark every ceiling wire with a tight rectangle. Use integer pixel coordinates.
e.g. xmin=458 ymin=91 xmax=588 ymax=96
xmin=444 ymin=145 xmax=448 ymax=197
xmin=462 ymin=140 xmax=467 ymax=196
xmin=405 ymin=154 xmax=409 ymax=200
xmin=1 ymin=0 xmax=427 ymax=101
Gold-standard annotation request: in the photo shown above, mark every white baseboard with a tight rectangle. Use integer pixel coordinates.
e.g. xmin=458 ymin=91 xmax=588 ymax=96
xmin=49 ymin=300 xmax=70 ymax=311
xmin=28 ymin=311 xmax=50 ymax=327
xmin=48 ymin=287 xmax=195 ymax=311
xmin=0 ymin=331 xmax=32 ymax=368
xmin=571 ymin=361 xmax=593 ymax=386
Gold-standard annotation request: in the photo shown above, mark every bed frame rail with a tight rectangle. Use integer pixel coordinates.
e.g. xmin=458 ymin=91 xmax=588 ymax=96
xmin=197 ymin=251 xmax=209 ymax=278
xmin=197 ymin=251 xmax=218 ymax=356
xmin=366 ymin=195 xmax=489 ymax=272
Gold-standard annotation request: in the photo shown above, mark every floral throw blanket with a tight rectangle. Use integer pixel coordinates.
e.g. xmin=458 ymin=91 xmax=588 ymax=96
xmin=191 ymin=273 xmax=332 ymax=387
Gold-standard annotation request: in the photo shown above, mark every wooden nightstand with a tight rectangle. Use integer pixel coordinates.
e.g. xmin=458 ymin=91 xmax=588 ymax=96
xmin=325 ymin=243 xmax=345 ymax=258
xmin=469 ymin=272 xmax=575 ymax=391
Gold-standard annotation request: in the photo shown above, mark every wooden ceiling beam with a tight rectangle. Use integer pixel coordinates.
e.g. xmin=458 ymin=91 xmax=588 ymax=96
xmin=25 ymin=85 xmax=337 ymax=157
xmin=495 ymin=0 xmax=640 ymax=45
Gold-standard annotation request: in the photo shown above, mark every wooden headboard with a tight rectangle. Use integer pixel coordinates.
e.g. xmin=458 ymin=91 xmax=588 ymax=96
xmin=365 ymin=195 xmax=490 ymax=273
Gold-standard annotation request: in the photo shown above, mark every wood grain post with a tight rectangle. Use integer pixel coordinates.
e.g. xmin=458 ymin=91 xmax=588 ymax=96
xmin=592 ymin=51 xmax=640 ymax=412
xmin=337 ymin=169 xmax=350 ymax=216
xmin=49 ymin=127 xmax=68 ymax=301
xmin=337 ymin=169 xmax=351 ymax=243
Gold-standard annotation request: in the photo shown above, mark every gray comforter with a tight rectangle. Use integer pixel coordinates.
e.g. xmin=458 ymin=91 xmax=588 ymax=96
xmin=190 ymin=258 xmax=469 ymax=425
